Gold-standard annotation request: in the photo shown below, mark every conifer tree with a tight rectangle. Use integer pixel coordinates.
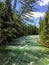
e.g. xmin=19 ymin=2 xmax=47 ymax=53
xmin=39 ymin=7 xmax=49 ymax=47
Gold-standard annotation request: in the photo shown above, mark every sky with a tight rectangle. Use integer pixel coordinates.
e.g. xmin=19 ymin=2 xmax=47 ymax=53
xmin=32 ymin=0 xmax=49 ymax=27
xmin=12 ymin=0 xmax=49 ymax=27
xmin=1 ymin=0 xmax=49 ymax=27
xmin=23 ymin=0 xmax=49 ymax=27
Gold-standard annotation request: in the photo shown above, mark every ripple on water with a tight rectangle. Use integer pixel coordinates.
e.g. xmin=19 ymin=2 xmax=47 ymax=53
xmin=28 ymin=61 xmax=35 ymax=65
xmin=24 ymin=52 xmax=27 ymax=55
xmin=12 ymin=63 xmax=16 ymax=65
xmin=0 ymin=35 xmax=49 ymax=65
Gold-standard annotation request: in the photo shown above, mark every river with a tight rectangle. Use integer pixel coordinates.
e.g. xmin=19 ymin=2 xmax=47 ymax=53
xmin=0 ymin=35 xmax=49 ymax=65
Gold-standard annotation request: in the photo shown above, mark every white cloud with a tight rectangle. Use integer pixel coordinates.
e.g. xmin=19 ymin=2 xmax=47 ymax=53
xmin=22 ymin=12 xmax=45 ymax=27
xmin=37 ymin=0 xmax=49 ymax=6
xmin=22 ymin=0 xmax=49 ymax=20
xmin=29 ymin=12 xmax=45 ymax=18
xmin=23 ymin=12 xmax=45 ymax=19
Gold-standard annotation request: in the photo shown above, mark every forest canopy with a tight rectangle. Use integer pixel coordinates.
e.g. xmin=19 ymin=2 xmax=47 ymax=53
xmin=39 ymin=7 xmax=49 ymax=47
xmin=0 ymin=0 xmax=39 ymax=45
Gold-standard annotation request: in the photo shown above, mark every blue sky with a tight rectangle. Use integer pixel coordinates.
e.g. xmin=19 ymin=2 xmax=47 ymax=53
xmin=1 ymin=0 xmax=49 ymax=27
xmin=14 ymin=0 xmax=49 ymax=27
xmin=32 ymin=0 xmax=49 ymax=26
xmin=24 ymin=0 xmax=49 ymax=27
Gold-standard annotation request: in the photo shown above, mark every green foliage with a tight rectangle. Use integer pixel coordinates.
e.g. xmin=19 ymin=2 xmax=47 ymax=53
xmin=13 ymin=0 xmax=35 ymax=15
xmin=0 ymin=0 xmax=39 ymax=45
xmin=0 ymin=1 xmax=21 ymax=44
xmin=39 ymin=9 xmax=49 ymax=47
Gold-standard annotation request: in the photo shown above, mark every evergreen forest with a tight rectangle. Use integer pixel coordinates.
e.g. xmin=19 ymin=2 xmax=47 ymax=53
xmin=0 ymin=0 xmax=49 ymax=65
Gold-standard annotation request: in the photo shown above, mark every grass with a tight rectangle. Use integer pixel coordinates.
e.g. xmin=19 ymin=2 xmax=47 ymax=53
xmin=0 ymin=35 xmax=49 ymax=65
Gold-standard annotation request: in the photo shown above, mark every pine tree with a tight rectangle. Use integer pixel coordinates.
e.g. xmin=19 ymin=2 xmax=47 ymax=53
xmin=39 ymin=7 xmax=49 ymax=47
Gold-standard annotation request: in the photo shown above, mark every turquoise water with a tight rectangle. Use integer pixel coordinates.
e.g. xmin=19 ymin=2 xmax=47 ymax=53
xmin=0 ymin=35 xmax=49 ymax=65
